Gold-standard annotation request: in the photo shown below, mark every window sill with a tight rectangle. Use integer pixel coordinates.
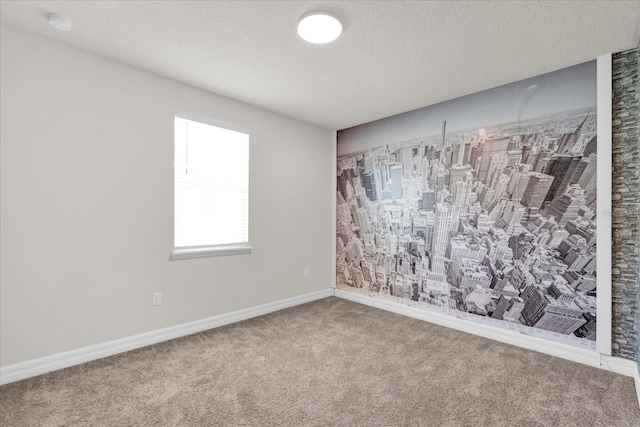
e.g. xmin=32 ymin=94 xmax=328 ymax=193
xmin=171 ymin=244 xmax=252 ymax=260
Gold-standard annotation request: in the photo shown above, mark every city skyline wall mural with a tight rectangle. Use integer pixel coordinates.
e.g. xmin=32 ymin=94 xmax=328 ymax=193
xmin=336 ymin=61 xmax=598 ymax=349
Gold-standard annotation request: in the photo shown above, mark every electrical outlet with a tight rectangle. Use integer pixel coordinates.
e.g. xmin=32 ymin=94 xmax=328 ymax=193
xmin=152 ymin=292 xmax=162 ymax=306
xmin=304 ymin=268 xmax=310 ymax=278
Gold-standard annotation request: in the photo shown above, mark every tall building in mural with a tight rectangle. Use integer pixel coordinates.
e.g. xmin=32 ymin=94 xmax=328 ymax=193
xmin=336 ymin=61 xmax=598 ymax=347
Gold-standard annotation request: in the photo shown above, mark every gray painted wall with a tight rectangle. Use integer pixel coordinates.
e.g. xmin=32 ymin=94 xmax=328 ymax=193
xmin=0 ymin=26 xmax=333 ymax=366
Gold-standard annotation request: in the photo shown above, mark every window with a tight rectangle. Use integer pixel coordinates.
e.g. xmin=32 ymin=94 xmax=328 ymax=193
xmin=172 ymin=116 xmax=251 ymax=259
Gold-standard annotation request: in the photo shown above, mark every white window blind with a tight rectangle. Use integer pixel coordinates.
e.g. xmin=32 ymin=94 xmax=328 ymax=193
xmin=174 ymin=117 xmax=249 ymax=251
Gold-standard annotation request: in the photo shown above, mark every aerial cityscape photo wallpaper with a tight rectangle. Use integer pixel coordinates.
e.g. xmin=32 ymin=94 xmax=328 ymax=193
xmin=336 ymin=61 xmax=598 ymax=348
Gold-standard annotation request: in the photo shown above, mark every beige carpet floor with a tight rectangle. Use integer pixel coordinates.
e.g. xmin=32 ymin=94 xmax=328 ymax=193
xmin=1 ymin=296 xmax=638 ymax=426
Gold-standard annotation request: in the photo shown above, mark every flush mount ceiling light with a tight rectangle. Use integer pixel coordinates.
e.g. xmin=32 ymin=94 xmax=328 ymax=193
xmin=297 ymin=11 xmax=342 ymax=44
xmin=46 ymin=13 xmax=72 ymax=32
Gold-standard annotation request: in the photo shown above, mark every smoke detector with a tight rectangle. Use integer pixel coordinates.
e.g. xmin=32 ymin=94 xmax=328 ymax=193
xmin=47 ymin=13 xmax=72 ymax=32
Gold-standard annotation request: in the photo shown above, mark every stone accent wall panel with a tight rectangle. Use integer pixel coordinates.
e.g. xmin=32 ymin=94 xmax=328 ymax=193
xmin=611 ymin=47 xmax=639 ymax=361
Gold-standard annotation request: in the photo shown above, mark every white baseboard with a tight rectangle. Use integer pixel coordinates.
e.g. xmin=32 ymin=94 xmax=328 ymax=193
xmin=0 ymin=288 xmax=333 ymax=386
xmin=335 ymin=289 xmax=636 ymax=378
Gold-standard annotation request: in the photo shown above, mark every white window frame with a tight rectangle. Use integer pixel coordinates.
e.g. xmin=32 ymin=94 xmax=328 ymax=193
xmin=171 ymin=115 xmax=252 ymax=260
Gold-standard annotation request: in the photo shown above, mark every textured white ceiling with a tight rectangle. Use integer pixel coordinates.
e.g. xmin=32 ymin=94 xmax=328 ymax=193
xmin=1 ymin=1 xmax=639 ymax=130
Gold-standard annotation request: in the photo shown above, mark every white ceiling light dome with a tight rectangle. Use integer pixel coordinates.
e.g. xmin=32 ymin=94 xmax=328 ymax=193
xmin=297 ymin=11 xmax=343 ymax=44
